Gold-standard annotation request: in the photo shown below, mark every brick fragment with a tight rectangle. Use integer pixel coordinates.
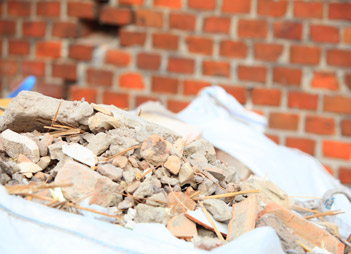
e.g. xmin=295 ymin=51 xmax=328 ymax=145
xmin=22 ymin=21 xmax=46 ymax=38
xmin=305 ymin=116 xmax=335 ymax=135
xmin=203 ymin=17 xmax=230 ymax=34
xmin=327 ymin=49 xmax=351 ymax=67
xmin=86 ymin=68 xmax=113 ymax=87
xmin=69 ymin=44 xmax=94 ymax=61
xmin=222 ymin=0 xmax=250 ymax=14
xmin=36 ymin=1 xmax=60 ymax=17
xmin=238 ymin=19 xmax=267 ymax=39
xmin=183 ymin=80 xmax=211 ymax=95
xmin=136 ymin=10 xmax=163 ymax=28
xmin=310 ymin=25 xmax=339 ymax=44
xmin=9 ymin=40 xmax=30 ymax=56
xmin=219 ymin=40 xmax=247 ymax=59
xmin=311 ymin=72 xmax=339 ymax=91
xmin=152 ymin=76 xmax=179 ymax=94
xmin=188 ymin=0 xmax=215 ymax=10
xmin=293 ymin=1 xmax=323 ymax=19
xmin=103 ymin=91 xmax=129 ymax=109
xmin=290 ymin=45 xmax=321 ymax=65
xmin=70 ymin=86 xmax=97 ymax=103
xmin=153 ymin=33 xmax=179 ymax=50
xmin=269 ymin=113 xmax=299 ymax=131
xmin=341 ymin=119 xmax=351 ymax=137
xmin=169 ymin=13 xmax=195 ymax=31
xmin=257 ymin=0 xmax=287 ymax=17
xmin=168 ymin=58 xmax=194 ymax=74
xmin=254 ymin=43 xmax=283 ymax=62
xmin=238 ymin=65 xmax=266 ymax=83
xmin=100 ymin=7 xmax=131 ymax=25
xmin=119 ymin=73 xmax=144 ymax=90
xmin=203 ymin=61 xmax=230 ymax=78
xmin=322 ymin=141 xmax=351 ymax=160
xmin=137 ymin=53 xmax=161 ymax=70
xmin=52 ymin=63 xmax=77 ymax=81
xmin=285 ymin=137 xmax=315 ymax=155
xmin=105 ymin=50 xmax=131 ymax=67
xmin=186 ymin=36 xmax=213 ymax=56
xmin=288 ymin=92 xmax=318 ymax=110
xmin=273 ymin=67 xmax=301 ymax=86
xmin=67 ymin=2 xmax=95 ymax=19
xmin=36 ymin=41 xmax=61 ymax=59
xmin=329 ymin=3 xmax=351 ymax=21
xmin=120 ymin=30 xmax=146 ymax=47
xmin=7 ymin=1 xmax=31 ymax=17
xmin=273 ymin=22 xmax=302 ymax=40
xmin=323 ymin=95 xmax=351 ymax=114
xmin=153 ymin=0 xmax=181 ymax=9
xmin=252 ymin=88 xmax=281 ymax=106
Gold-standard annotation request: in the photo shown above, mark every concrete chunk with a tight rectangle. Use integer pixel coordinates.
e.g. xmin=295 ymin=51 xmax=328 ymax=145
xmin=134 ymin=204 xmax=171 ymax=225
xmin=140 ymin=134 xmax=169 ymax=165
xmin=1 ymin=129 xmax=40 ymax=162
xmin=203 ymin=199 xmax=232 ymax=222
xmin=184 ymin=139 xmax=216 ymax=163
xmin=88 ymin=112 xmax=120 ymax=133
xmin=0 ymin=91 xmax=94 ymax=132
xmin=86 ymin=132 xmax=110 ymax=156
xmin=97 ymin=164 xmax=123 ymax=182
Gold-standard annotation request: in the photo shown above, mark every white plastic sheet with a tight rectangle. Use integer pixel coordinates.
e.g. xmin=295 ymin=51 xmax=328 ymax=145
xmin=0 ymin=185 xmax=283 ymax=253
xmin=178 ymin=86 xmax=351 ymax=238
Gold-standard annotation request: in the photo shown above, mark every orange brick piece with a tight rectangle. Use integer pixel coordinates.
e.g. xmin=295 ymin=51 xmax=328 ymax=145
xmin=259 ymin=202 xmax=344 ymax=254
xmin=227 ymin=195 xmax=257 ymax=241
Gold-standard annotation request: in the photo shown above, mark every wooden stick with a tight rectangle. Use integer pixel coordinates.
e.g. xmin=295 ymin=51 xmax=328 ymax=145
xmin=50 ymin=99 xmax=63 ymax=128
xmin=298 ymin=241 xmax=312 ymax=252
xmin=49 ymin=129 xmax=82 ymax=138
xmin=138 ymin=168 xmax=152 ymax=180
xmin=101 ymin=144 xmax=141 ymax=161
xmin=196 ymin=189 xmax=260 ymax=200
xmin=65 ymin=203 xmax=122 ymax=219
xmin=292 ymin=205 xmax=319 ymax=214
xmin=5 ymin=183 xmax=72 ymax=194
xmin=304 ymin=210 xmax=344 ymax=220
xmin=198 ymin=201 xmax=224 ymax=241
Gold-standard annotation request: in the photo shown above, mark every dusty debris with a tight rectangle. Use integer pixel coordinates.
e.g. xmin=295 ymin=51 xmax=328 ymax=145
xmin=134 ymin=204 xmax=171 ymax=224
xmin=1 ymin=129 xmax=40 ymax=162
xmin=203 ymin=199 xmax=232 ymax=222
xmin=0 ymin=91 xmax=346 ymax=253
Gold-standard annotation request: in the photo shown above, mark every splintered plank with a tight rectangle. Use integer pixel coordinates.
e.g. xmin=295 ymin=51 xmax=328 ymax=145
xmin=227 ymin=195 xmax=258 ymax=241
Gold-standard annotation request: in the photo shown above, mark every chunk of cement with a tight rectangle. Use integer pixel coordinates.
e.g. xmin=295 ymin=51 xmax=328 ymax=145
xmin=140 ymin=135 xmax=170 ymax=165
xmin=86 ymin=132 xmax=110 ymax=156
xmin=134 ymin=204 xmax=171 ymax=225
xmin=133 ymin=177 xmax=154 ymax=199
xmin=1 ymin=129 xmax=40 ymax=162
xmin=0 ymin=91 xmax=94 ymax=132
xmin=54 ymin=160 xmax=120 ymax=207
xmin=179 ymin=162 xmax=195 ymax=185
xmin=88 ymin=112 xmax=120 ymax=133
xmin=203 ymin=199 xmax=232 ymax=222
xmin=62 ymin=143 xmax=97 ymax=167
xmin=184 ymin=139 xmax=216 ymax=163
xmin=97 ymin=163 xmax=123 ymax=182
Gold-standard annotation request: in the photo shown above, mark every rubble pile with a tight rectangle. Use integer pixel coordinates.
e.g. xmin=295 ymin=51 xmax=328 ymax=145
xmin=0 ymin=92 xmax=347 ymax=253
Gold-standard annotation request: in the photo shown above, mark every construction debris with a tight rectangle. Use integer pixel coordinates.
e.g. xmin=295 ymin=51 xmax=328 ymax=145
xmin=0 ymin=91 xmax=347 ymax=253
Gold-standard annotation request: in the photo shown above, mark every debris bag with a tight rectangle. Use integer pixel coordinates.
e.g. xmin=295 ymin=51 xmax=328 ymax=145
xmin=0 ymin=185 xmax=284 ymax=253
xmin=178 ymin=86 xmax=351 ymax=238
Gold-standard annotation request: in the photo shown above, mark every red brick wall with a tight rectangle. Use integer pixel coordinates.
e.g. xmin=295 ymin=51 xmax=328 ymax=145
xmin=0 ymin=0 xmax=350 ymax=183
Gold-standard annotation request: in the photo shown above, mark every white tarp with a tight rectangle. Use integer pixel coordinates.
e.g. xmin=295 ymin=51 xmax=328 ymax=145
xmin=178 ymin=86 xmax=351 ymax=238
xmin=0 ymin=185 xmax=284 ymax=253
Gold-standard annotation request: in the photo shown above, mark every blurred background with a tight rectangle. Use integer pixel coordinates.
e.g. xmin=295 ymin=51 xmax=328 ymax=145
xmin=0 ymin=0 xmax=350 ymax=183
